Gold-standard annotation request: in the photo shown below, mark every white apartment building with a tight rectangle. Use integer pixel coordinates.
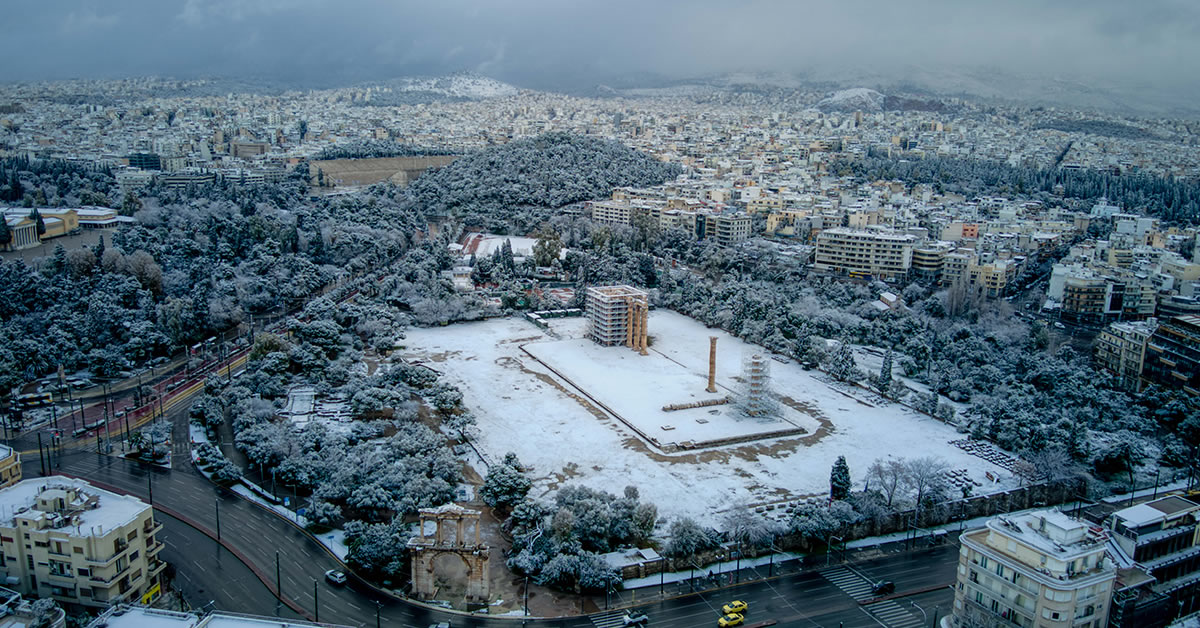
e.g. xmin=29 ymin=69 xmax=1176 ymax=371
xmin=0 ymin=477 xmax=166 ymax=609
xmin=952 ymin=510 xmax=1116 ymax=628
xmin=813 ymin=227 xmax=916 ymax=282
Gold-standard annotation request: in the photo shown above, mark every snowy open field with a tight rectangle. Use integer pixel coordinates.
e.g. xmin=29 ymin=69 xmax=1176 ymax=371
xmin=399 ymin=310 xmax=1016 ymax=526
xmin=524 ymin=337 xmax=809 ymax=449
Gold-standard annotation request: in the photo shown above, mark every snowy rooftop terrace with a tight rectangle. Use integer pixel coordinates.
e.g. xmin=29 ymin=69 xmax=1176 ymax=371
xmin=87 ymin=606 xmax=353 ymax=628
xmin=0 ymin=477 xmax=148 ymax=535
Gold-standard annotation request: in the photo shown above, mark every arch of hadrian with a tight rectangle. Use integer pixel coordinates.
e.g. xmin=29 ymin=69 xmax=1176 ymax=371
xmin=407 ymin=503 xmax=489 ymax=603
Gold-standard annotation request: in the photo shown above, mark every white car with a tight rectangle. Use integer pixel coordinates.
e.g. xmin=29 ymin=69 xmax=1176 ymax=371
xmin=324 ymin=569 xmax=347 ymax=585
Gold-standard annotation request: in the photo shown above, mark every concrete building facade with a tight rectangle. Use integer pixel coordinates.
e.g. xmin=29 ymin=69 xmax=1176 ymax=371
xmin=813 ymin=227 xmax=915 ymax=282
xmin=0 ymin=478 xmax=166 ymax=609
xmin=951 ymin=510 xmax=1115 ymax=628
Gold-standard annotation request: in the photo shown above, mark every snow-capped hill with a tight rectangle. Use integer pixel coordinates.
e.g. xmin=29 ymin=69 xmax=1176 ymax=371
xmin=814 ymin=88 xmax=886 ymax=112
xmin=390 ymin=73 xmax=519 ymax=99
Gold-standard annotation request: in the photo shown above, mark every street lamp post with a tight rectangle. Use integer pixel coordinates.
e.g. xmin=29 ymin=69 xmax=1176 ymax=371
xmin=275 ymin=551 xmax=281 ymax=602
xmin=215 ymin=499 xmax=221 ymax=541
xmin=313 ymin=579 xmax=318 ymax=623
xmin=659 ymin=557 xmax=665 ymax=597
xmin=911 ymin=601 xmax=928 ymax=627
xmin=827 ymin=535 xmax=843 ymax=567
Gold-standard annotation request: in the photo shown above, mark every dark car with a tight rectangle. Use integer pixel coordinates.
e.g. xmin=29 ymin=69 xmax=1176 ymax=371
xmin=872 ymin=580 xmax=895 ymax=595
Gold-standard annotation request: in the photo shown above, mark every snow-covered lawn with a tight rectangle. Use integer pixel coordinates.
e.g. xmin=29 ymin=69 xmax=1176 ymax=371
xmin=399 ymin=311 xmax=1017 ymax=526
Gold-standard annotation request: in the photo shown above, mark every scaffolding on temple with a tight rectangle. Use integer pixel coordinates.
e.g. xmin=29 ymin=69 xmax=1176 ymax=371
xmin=585 ymin=285 xmax=649 ymax=354
xmin=740 ymin=353 xmax=775 ymax=418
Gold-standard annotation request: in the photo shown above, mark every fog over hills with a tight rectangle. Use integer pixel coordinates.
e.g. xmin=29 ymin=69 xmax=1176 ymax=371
xmin=3 ymin=0 xmax=1199 ymax=117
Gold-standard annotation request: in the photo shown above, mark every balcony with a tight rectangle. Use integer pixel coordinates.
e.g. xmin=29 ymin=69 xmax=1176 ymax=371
xmin=146 ymin=541 xmax=164 ymax=556
xmin=143 ymin=521 xmax=163 ymax=536
xmin=87 ymin=550 xmax=125 ymax=566
xmin=89 ymin=564 xmax=130 ymax=586
xmin=962 ymin=597 xmax=1034 ymax=628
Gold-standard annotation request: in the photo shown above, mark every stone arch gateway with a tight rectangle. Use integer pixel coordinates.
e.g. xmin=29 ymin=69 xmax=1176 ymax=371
xmin=407 ymin=503 xmax=489 ymax=603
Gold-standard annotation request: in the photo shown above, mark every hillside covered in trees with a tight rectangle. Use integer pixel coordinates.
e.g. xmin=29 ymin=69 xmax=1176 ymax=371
xmin=833 ymin=153 xmax=1200 ymax=224
xmin=403 ymin=132 xmax=682 ymax=233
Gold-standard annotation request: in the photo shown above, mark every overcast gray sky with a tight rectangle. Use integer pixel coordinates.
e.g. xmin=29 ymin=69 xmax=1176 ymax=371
xmin=3 ymin=0 xmax=1197 ymax=96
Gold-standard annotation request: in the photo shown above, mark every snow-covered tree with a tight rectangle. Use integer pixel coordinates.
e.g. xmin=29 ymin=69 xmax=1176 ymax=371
xmin=830 ymin=456 xmax=852 ymax=501
xmin=480 ymin=456 xmax=532 ymax=514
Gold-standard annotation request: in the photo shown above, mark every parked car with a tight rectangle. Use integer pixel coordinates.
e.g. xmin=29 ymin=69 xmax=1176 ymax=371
xmin=324 ymin=569 xmax=347 ymax=585
xmin=722 ymin=601 xmax=748 ymax=615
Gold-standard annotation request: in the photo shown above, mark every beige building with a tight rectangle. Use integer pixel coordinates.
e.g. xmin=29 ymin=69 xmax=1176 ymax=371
xmin=952 ymin=510 xmax=1115 ymax=628
xmin=813 ymin=227 xmax=915 ymax=282
xmin=0 ymin=445 xmax=20 ymax=489
xmin=703 ymin=213 xmax=751 ymax=247
xmin=1095 ymin=320 xmax=1157 ymax=392
xmin=0 ymin=477 xmax=166 ymax=608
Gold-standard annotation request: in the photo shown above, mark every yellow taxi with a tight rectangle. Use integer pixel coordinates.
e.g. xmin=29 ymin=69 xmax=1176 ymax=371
xmin=717 ymin=613 xmax=744 ymax=627
xmin=722 ymin=601 xmax=748 ymax=615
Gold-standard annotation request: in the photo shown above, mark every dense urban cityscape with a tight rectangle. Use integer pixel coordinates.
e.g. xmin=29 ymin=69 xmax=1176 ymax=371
xmin=2 ymin=3 xmax=1200 ymax=628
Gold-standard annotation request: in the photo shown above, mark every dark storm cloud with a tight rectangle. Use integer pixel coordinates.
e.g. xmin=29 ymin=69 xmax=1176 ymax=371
xmin=2 ymin=0 xmax=1197 ymax=96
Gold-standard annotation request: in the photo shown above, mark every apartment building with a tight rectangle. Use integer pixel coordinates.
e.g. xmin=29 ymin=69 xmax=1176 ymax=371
xmin=1094 ymin=319 xmax=1157 ymax=392
xmin=942 ymin=249 xmax=974 ymax=287
xmin=1142 ymin=315 xmax=1200 ymax=396
xmin=0 ymin=477 xmax=167 ymax=608
xmin=813 ymin=227 xmax=915 ymax=282
xmin=1105 ymin=496 xmax=1200 ymax=628
xmin=587 ymin=199 xmax=750 ymax=247
xmin=0 ymin=446 xmax=19 ymax=489
xmin=701 ymin=213 xmax=752 ymax=247
xmin=910 ymin=242 xmax=953 ymax=284
xmin=951 ymin=510 xmax=1115 ymax=628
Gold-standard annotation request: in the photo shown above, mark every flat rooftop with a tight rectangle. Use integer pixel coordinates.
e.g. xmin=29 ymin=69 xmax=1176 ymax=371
xmin=88 ymin=606 xmax=353 ymax=628
xmin=0 ymin=476 xmax=148 ymax=534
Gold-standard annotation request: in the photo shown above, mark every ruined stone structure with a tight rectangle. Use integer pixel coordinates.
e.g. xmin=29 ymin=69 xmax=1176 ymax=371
xmin=586 ymin=285 xmax=649 ymax=354
xmin=407 ymin=503 xmax=489 ymax=603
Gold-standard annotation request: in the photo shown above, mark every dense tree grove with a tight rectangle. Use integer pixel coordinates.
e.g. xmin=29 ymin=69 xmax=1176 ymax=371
xmin=831 ymin=154 xmax=1200 ymax=223
xmin=504 ymin=483 xmax=657 ymax=592
xmin=312 ymin=140 xmax=458 ymax=161
xmin=404 ymin=132 xmax=683 ymax=233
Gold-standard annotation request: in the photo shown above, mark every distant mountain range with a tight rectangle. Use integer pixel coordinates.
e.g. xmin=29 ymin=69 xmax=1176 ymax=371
xmin=374 ymin=72 xmax=519 ymax=99
xmin=571 ymin=67 xmax=1199 ymax=118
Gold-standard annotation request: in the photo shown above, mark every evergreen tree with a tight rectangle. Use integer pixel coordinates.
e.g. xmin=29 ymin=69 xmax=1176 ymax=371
xmin=7 ymin=171 xmax=22 ymax=202
xmin=94 ymin=234 xmax=105 ymax=260
xmin=830 ymin=456 xmax=852 ymax=501
xmin=120 ymin=191 xmax=143 ymax=216
xmin=29 ymin=207 xmax=44 ymax=235
xmin=876 ymin=348 xmax=893 ymax=393
xmin=0 ymin=217 xmax=10 ymax=246
xmin=825 ymin=337 xmax=859 ymax=383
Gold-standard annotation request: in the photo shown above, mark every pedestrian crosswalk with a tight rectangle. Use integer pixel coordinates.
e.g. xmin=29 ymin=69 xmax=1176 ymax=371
xmin=821 ymin=566 xmax=874 ymax=600
xmin=820 ymin=567 xmax=924 ymax=628
xmin=590 ymin=610 xmax=630 ymax=628
xmin=868 ymin=599 xmax=924 ymax=628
